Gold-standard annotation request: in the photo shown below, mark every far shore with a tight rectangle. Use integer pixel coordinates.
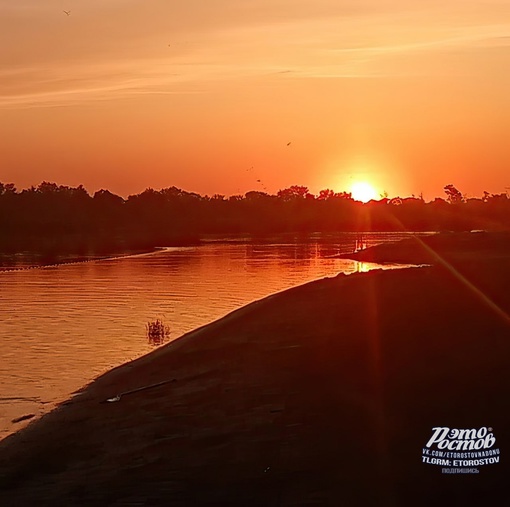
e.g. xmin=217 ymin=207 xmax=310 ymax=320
xmin=0 ymin=230 xmax=408 ymax=270
xmin=1 ymin=231 xmax=509 ymax=506
xmin=0 ymin=247 xmax=161 ymax=271
xmin=338 ymin=230 xmax=510 ymax=265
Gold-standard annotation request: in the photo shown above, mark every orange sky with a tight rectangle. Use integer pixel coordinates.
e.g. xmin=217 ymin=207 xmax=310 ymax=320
xmin=1 ymin=0 xmax=509 ymax=199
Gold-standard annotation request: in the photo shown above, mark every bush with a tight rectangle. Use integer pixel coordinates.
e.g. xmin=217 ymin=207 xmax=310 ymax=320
xmin=146 ymin=318 xmax=170 ymax=345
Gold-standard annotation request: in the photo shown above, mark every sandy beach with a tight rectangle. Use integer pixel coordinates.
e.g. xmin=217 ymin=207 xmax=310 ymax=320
xmin=1 ymin=232 xmax=509 ymax=506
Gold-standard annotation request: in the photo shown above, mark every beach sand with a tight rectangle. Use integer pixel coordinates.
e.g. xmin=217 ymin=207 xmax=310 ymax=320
xmin=0 ymin=232 xmax=509 ymax=506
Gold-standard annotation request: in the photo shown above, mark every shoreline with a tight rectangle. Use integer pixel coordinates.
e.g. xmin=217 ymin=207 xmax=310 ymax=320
xmin=0 ymin=247 xmax=160 ymax=272
xmin=1 ymin=258 xmax=409 ymax=440
xmin=0 ymin=245 xmax=409 ymax=444
xmin=1 ymin=231 xmax=509 ymax=505
xmin=337 ymin=230 xmax=510 ymax=265
xmin=0 ymin=230 xmax=431 ymax=271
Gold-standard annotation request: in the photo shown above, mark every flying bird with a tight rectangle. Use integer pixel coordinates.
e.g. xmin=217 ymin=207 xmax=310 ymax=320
xmin=286 ymin=142 xmax=291 ymax=146
xmin=63 ymin=10 xmax=71 ymax=16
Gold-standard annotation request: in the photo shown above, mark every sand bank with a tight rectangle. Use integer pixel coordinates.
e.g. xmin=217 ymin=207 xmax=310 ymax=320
xmin=0 ymin=232 xmax=509 ymax=506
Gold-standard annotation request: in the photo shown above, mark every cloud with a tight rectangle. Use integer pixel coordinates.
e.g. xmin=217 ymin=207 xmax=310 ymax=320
xmin=1 ymin=1 xmax=509 ymax=107
xmin=0 ymin=59 xmax=206 ymax=109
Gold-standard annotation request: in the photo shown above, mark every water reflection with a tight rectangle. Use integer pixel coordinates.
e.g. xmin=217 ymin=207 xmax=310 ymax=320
xmin=354 ymin=261 xmax=370 ymax=273
xmin=0 ymin=233 xmax=420 ymax=440
xmin=146 ymin=318 xmax=171 ymax=347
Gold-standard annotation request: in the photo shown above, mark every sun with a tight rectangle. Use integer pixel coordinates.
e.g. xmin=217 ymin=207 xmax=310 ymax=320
xmin=350 ymin=181 xmax=378 ymax=203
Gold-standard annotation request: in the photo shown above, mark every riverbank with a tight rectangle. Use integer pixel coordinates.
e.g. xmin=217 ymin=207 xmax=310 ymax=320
xmin=0 ymin=230 xmax=419 ymax=270
xmin=0 ymin=232 xmax=509 ymax=506
xmin=0 ymin=247 xmax=163 ymax=271
xmin=338 ymin=230 xmax=510 ymax=265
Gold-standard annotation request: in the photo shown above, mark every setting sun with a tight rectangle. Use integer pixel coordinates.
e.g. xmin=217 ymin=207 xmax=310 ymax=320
xmin=350 ymin=182 xmax=378 ymax=203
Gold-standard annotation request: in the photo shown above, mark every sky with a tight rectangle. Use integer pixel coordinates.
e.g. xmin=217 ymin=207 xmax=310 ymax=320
xmin=0 ymin=0 xmax=509 ymax=199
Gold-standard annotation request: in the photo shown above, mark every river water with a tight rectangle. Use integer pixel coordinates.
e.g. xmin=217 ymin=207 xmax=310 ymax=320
xmin=0 ymin=232 xmax=422 ymax=440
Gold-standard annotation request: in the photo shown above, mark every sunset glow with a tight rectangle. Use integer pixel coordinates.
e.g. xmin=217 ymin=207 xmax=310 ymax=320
xmin=1 ymin=1 xmax=509 ymax=198
xmin=350 ymin=182 xmax=378 ymax=203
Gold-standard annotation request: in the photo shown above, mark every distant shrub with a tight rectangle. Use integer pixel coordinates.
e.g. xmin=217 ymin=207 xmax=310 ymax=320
xmin=146 ymin=318 xmax=170 ymax=345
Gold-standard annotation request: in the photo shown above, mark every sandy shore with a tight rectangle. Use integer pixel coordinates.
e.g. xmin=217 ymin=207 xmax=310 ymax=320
xmin=0 ymin=232 xmax=509 ymax=506
xmin=340 ymin=230 xmax=510 ymax=265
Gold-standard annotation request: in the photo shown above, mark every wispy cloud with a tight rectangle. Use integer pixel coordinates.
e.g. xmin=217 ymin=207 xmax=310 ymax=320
xmin=0 ymin=57 xmax=282 ymax=109
xmin=1 ymin=2 xmax=509 ymax=107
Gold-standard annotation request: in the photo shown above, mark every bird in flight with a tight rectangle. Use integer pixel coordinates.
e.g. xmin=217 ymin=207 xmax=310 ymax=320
xmin=287 ymin=142 xmax=291 ymax=146
xmin=63 ymin=10 xmax=71 ymax=16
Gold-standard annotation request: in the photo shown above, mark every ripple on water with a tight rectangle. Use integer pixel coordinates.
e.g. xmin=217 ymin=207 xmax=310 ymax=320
xmin=0 ymin=233 xmax=423 ymax=440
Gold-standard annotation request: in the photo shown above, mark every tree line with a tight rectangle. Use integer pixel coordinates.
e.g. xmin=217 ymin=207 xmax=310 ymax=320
xmin=0 ymin=181 xmax=508 ymax=255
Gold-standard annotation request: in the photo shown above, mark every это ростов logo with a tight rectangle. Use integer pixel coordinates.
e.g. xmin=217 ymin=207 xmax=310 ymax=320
xmin=422 ymin=427 xmax=500 ymax=470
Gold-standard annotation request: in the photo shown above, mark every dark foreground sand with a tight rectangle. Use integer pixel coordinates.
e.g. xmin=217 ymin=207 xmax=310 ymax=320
xmin=1 ymin=232 xmax=509 ymax=506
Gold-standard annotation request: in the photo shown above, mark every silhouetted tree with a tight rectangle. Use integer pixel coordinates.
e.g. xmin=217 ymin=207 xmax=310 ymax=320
xmin=277 ymin=185 xmax=310 ymax=201
xmin=0 ymin=183 xmax=16 ymax=195
xmin=318 ymin=189 xmax=335 ymax=201
xmin=1 ymin=181 xmax=509 ymax=258
xmin=444 ymin=184 xmax=464 ymax=204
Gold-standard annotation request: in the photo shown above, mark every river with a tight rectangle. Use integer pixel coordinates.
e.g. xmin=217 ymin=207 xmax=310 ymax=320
xmin=0 ymin=232 xmax=424 ymax=440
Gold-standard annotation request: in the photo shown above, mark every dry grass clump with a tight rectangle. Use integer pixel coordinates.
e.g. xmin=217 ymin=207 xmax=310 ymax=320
xmin=146 ymin=319 xmax=170 ymax=345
